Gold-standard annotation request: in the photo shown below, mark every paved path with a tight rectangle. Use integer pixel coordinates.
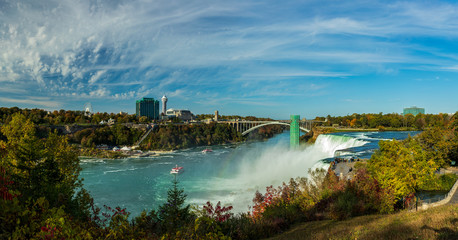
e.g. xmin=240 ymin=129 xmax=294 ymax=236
xmin=449 ymin=189 xmax=458 ymax=204
xmin=446 ymin=167 xmax=458 ymax=205
xmin=445 ymin=167 xmax=458 ymax=204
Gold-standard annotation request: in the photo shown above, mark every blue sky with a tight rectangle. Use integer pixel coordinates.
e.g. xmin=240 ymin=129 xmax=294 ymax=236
xmin=1 ymin=0 xmax=458 ymax=119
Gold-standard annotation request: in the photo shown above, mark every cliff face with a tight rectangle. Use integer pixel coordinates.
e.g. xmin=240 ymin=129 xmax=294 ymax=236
xmin=48 ymin=124 xmax=97 ymax=134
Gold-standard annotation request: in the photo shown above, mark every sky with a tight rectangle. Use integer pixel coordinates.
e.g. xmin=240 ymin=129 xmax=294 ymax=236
xmin=1 ymin=0 xmax=458 ymax=119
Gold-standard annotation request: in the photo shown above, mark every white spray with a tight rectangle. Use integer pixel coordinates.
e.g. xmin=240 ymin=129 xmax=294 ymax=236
xmin=203 ymin=134 xmax=368 ymax=212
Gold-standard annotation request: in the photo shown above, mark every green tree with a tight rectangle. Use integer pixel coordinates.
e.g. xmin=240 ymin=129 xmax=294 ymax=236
xmin=158 ymin=179 xmax=193 ymax=234
xmin=1 ymin=113 xmax=91 ymax=220
xmin=139 ymin=116 xmax=148 ymax=123
xmin=368 ymin=137 xmax=437 ymax=200
xmin=1 ymin=113 xmax=43 ymax=182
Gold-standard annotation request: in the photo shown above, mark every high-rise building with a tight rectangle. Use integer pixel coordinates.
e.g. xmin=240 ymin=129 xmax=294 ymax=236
xmin=403 ymin=106 xmax=425 ymax=116
xmin=136 ymin=97 xmax=160 ymax=120
xmin=161 ymin=95 xmax=168 ymax=115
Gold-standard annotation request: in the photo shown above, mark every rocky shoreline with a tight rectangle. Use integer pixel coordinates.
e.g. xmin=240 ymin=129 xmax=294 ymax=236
xmin=77 ymin=148 xmax=176 ymax=159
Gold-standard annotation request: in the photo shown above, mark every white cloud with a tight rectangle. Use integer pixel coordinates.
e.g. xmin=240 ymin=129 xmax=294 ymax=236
xmin=1 ymin=0 xmax=458 ymax=115
xmin=440 ymin=65 xmax=458 ymax=71
xmin=242 ymin=70 xmax=351 ymax=79
xmin=88 ymin=70 xmax=107 ymax=85
xmin=89 ymin=88 xmax=110 ymax=97
xmin=0 ymin=96 xmax=61 ymax=108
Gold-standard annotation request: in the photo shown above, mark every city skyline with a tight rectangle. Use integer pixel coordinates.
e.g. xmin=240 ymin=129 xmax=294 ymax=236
xmin=1 ymin=0 xmax=458 ymax=119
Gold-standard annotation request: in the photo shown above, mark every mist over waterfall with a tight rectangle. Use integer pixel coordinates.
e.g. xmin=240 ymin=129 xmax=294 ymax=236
xmin=208 ymin=134 xmax=369 ymax=212
xmin=235 ymin=134 xmax=368 ymax=186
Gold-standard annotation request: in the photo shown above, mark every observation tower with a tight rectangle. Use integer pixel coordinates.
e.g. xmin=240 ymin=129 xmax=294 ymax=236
xmin=161 ymin=95 xmax=168 ymax=115
xmin=290 ymin=115 xmax=300 ymax=149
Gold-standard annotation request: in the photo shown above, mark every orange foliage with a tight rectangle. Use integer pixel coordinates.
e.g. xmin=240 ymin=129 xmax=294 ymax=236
xmin=350 ymin=118 xmax=357 ymax=127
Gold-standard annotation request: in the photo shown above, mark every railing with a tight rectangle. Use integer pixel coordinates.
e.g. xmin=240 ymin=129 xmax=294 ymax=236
xmin=419 ymin=194 xmax=448 ymax=205
xmin=415 ymin=177 xmax=458 ymax=211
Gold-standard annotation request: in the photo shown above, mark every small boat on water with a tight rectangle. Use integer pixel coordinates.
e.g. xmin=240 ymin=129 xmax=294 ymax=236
xmin=202 ymin=148 xmax=213 ymax=153
xmin=170 ymin=165 xmax=183 ymax=174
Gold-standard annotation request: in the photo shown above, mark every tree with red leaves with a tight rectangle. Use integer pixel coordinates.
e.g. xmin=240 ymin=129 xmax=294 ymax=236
xmin=0 ymin=167 xmax=18 ymax=201
xmin=203 ymin=201 xmax=233 ymax=222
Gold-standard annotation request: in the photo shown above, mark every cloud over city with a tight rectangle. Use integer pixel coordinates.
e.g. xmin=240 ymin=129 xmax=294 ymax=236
xmin=1 ymin=0 xmax=458 ymax=117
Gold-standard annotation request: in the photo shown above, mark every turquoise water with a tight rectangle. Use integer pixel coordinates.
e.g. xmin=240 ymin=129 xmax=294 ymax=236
xmin=80 ymin=131 xmax=417 ymax=216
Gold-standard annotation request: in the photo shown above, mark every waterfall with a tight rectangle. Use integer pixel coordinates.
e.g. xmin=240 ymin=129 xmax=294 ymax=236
xmin=314 ymin=134 xmax=369 ymax=157
xmin=225 ymin=133 xmax=368 ymax=212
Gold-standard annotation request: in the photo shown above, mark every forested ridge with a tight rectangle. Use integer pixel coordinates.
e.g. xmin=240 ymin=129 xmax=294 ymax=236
xmin=316 ymin=112 xmax=452 ymax=130
xmin=0 ymin=107 xmax=284 ymax=152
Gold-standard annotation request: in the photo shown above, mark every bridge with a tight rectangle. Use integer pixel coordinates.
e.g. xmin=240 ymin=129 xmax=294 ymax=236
xmin=131 ymin=115 xmax=325 ymax=149
xmin=220 ymin=115 xmax=324 ymax=148
xmin=222 ymin=120 xmax=313 ymax=136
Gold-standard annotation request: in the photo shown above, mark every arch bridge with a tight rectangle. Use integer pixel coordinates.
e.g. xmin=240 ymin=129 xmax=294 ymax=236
xmin=221 ymin=116 xmax=323 ymax=148
xmin=222 ymin=120 xmax=313 ymax=136
xmin=220 ymin=116 xmax=327 ymax=148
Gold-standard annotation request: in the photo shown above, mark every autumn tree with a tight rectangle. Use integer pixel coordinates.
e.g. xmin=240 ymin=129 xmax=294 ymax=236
xmin=368 ymin=137 xmax=437 ymax=200
xmin=0 ymin=113 xmax=91 ymax=220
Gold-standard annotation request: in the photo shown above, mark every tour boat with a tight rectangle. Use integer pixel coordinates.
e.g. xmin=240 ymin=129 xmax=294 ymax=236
xmin=202 ymin=148 xmax=213 ymax=153
xmin=170 ymin=165 xmax=183 ymax=174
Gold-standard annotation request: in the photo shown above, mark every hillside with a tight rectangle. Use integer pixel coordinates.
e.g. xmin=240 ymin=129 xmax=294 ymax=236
xmin=267 ymin=204 xmax=458 ymax=240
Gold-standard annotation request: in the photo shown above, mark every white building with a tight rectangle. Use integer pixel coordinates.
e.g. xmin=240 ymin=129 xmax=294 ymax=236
xmin=166 ymin=108 xmax=194 ymax=121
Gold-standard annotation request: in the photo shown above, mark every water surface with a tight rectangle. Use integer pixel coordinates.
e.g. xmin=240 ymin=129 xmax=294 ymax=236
xmin=80 ymin=131 xmax=418 ymax=216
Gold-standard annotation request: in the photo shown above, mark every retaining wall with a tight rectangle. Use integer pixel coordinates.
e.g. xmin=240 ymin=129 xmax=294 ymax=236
xmin=419 ymin=178 xmax=458 ymax=210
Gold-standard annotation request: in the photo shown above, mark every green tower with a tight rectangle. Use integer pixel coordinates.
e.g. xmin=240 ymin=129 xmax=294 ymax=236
xmin=290 ymin=115 xmax=300 ymax=149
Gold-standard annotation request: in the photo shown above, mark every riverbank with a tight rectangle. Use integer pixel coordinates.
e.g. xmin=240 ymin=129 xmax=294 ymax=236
xmin=75 ymin=123 xmax=284 ymax=159
xmin=77 ymin=147 xmax=176 ymax=159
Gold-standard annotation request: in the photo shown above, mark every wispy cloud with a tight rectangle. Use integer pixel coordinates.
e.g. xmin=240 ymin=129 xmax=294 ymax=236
xmin=1 ymin=0 xmax=458 ymax=116
xmin=88 ymin=70 xmax=107 ymax=85
xmin=440 ymin=65 xmax=458 ymax=71
xmin=0 ymin=96 xmax=61 ymax=108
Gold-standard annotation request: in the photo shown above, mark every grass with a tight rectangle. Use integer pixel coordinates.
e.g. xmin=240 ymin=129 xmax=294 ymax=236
xmin=266 ymin=204 xmax=458 ymax=240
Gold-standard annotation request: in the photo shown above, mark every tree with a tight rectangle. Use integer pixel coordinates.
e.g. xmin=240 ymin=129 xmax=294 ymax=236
xmin=368 ymin=137 xmax=437 ymax=200
xmin=158 ymin=179 xmax=193 ymax=234
xmin=1 ymin=113 xmax=91 ymax=220
xmin=415 ymin=128 xmax=451 ymax=167
xmin=1 ymin=113 xmax=43 ymax=182
xmin=113 ymin=124 xmax=130 ymax=146
xmin=139 ymin=116 xmax=148 ymax=123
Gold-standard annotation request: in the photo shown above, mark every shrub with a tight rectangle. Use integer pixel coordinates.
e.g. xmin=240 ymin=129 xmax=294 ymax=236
xmin=328 ymin=186 xmax=360 ymax=220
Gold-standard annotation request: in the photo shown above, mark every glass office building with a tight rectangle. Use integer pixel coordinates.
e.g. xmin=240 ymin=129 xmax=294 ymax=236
xmin=403 ymin=106 xmax=425 ymax=116
xmin=136 ymin=97 xmax=160 ymax=120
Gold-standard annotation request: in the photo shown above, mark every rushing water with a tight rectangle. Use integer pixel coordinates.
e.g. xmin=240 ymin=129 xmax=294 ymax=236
xmin=80 ymin=131 xmax=419 ymax=216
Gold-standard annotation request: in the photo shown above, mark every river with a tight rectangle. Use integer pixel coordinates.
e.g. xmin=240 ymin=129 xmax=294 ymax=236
xmin=80 ymin=130 xmax=419 ymax=217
